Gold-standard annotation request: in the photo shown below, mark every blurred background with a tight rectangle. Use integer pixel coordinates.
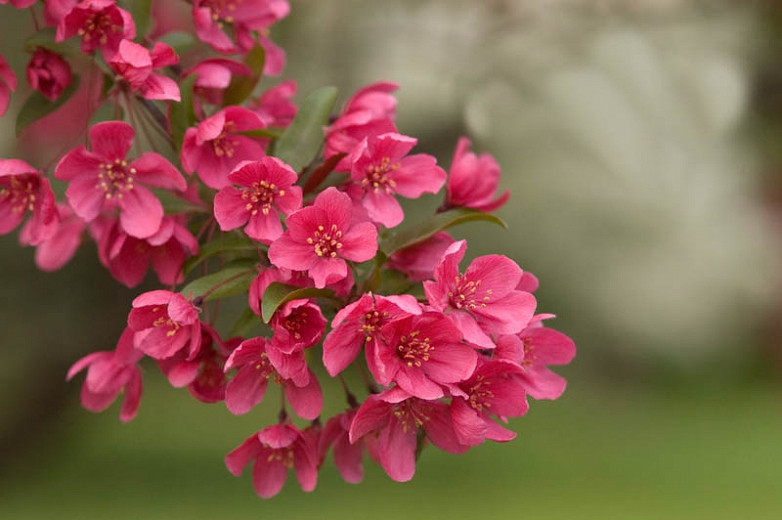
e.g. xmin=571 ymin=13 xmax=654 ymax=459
xmin=2 ymin=0 xmax=782 ymax=518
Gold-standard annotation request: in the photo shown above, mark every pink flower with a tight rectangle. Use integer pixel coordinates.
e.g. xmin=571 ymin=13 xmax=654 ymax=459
xmin=424 ymin=240 xmax=537 ymax=349
xmin=449 ymin=359 xmax=529 ymax=446
xmin=256 ymin=33 xmax=286 ymax=76
xmin=213 ymin=158 xmax=302 ymax=244
xmin=444 ymin=137 xmax=509 ymax=212
xmin=387 ymin=231 xmax=455 ymax=282
xmin=322 ymin=293 xmax=421 ymax=377
xmin=184 ymin=58 xmax=253 ymax=106
xmin=349 ymin=387 xmax=467 ymax=482
xmin=26 ymin=48 xmax=72 ymax=102
xmin=192 ymin=0 xmax=290 ymax=54
xmin=55 ymin=121 xmax=186 ymax=238
xmin=252 ymin=80 xmax=297 ymax=128
xmin=268 ymin=187 xmax=378 ymax=288
xmin=67 ymin=327 xmax=144 ymax=422
xmin=345 ymin=133 xmax=447 ymax=228
xmin=370 ymin=311 xmax=477 ymax=400
xmin=109 ymin=39 xmax=180 ymax=101
xmin=248 ymin=265 xmax=354 ymax=317
xmin=223 ymin=337 xmax=322 ymax=419
xmin=56 ymin=0 xmax=136 ymax=59
xmin=319 ymin=411 xmax=365 ymax=483
xmin=0 ymin=159 xmax=58 ymax=245
xmin=181 ymin=106 xmax=266 ymax=189
xmin=269 ymin=299 xmax=326 ymax=353
xmin=0 ymin=54 xmax=17 ymax=117
xmin=127 ymin=290 xmax=202 ymax=360
xmin=225 ymin=423 xmax=318 ymax=498
xmin=27 ymin=203 xmax=85 ymax=271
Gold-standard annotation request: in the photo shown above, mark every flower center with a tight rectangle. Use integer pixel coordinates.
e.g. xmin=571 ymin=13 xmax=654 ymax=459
xmin=396 ymin=330 xmax=433 ymax=367
xmin=77 ymin=11 xmax=120 ymax=46
xmin=361 ymin=156 xmax=399 ymax=194
xmin=241 ymin=180 xmax=283 ymax=216
xmin=211 ymin=123 xmax=239 ymax=158
xmin=393 ymin=401 xmax=430 ymax=433
xmin=0 ymin=175 xmax=38 ymax=214
xmin=97 ymin=158 xmax=136 ymax=200
xmin=265 ymin=446 xmax=295 ymax=468
xmin=204 ymin=0 xmax=243 ymax=25
xmin=521 ymin=337 xmax=536 ymax=368
xmin=282 ymin=309 xmax=309 ymax=341
xmin=467 ymin=375 xmax=494 ymax=412
xmin=448 ymin=276 xmax=491 ymax=311
xmin=254 ymin=352 xmax=275 ymax=379
xmin=359 ymin=309 xmax=389 ymax=341
xmin=152 ymin=313 xmax=180 ymax=338
xmin=306 ymin=224 xmax=343 ymax=258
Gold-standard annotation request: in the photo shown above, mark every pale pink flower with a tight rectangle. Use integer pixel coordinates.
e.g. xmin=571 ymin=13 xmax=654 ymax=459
xmin=128 ymin=290 xmax=202 ymax=360
xmin=223 ymin=337 xmax=322 ymax=419
xmin=181 ymin=106 xmax=266 ymax=189
xmin=192 ymin=0 xmax=289 ymax=54
xmin=213 ymin=158 xmax=302 ymax=244
xmin=109 ymin=39 xmax=180 ymax=101
xmin=55 ymin=121 xmax=186 ymax=239
xmin=56 ymin=0 xmax=136 ymax=59
xmin=387 ymin=231 xmax=455 ymax=282
xmin=268 ymin=187 xmax=378 ymax=288
xmin=225 ymin=423 xmax=318 ymax=498
xmin=349 ymin=387 xmax=467 ymax=482
xmin=26 ymin=48 xmax=72 ymax=102
xmin=0 ymin=159 xmax=58 ymax=245
xmin=319 ymin=411 xmax=365 ymax=483
xmin=424 ymin=240 xmax=537 ymax=349
xmin=322 ymin=293 xmax=421 ymax=377
xmin=444 ymin=137 xmax=509 ymax=212
xmin=345 ymin=133 xmax=446 ymax=228
xmin=0 ymin=54 xmax=17 ymax=117
xmin=67 ymin=327 xmax=144 ymax=422
xmin=26 ymin=203 xmax=85 ymax=271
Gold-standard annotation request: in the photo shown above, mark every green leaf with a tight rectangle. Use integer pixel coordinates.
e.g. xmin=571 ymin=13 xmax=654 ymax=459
xmin=170 ymin=74 xmax=197 ymax=151
xmin=181 ymin=234 xmax=258 ymax=277
xmin=229 ymin=307 xmax=263 ymax=338
xmin=127 ymin=0 xmax=154 ymax=39
xmin=180 ymin=262 xmax=257 ymax=303
xmin=16 ymin=75 xmax=81 ymax=136
xmin=24 ymin=28 xmax=81 ymax=58
xmin=222 ymin=44 xmax=265 ymax=107
xmin=380 ymin=209 xmax=508 ymax=256
xmin=261 ymin=282 xmax=335 ymax=323
xmin=273 ymin=86 xmax=338 ymax=171
xmin=158 ymin=31 xmax=198 ymax=54
xmin=237 ymin=127 xmax=284 ymax=140
xmin=152 ymin=188 xmax=208 ymax=216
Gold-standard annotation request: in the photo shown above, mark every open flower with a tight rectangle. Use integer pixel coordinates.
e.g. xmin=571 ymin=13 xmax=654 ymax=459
xmin=56 ymin=0 xmax=136 ymax=59
xmin=109 ymin=39 xmax=179 ymax=101
xmin=0 ymin=159 xmax=58 ymax=245
xmin=127 ymin=290 xmax=202 ymax=360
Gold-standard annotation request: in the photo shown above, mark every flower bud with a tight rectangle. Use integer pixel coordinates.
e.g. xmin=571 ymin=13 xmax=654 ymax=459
xmin=26 ymin=48 xmax=72 ymax=102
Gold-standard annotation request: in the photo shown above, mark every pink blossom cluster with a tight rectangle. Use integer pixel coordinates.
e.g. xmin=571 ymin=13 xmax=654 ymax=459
xmin=0 ymin=0 xmax=575 ymax=498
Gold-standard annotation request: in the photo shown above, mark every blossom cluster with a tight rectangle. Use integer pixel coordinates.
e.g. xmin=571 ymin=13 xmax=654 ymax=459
xmin=0 ymin=0 xmax=575 ymax=497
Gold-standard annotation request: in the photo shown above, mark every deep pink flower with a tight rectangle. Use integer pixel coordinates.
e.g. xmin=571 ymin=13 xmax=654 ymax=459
xmin=268 ymin=187 xmax=378 ymax=288
xmin=387 ymin=231 xmax=455 ymax=282
xmin=371 ymin=311 xmax=477 ymax=400
xmin=349 ymin=387 xmax=467 ymax=482
xmin=56 ymin=0 xmax=136 ymax=59
xmin=319 ymin=411 xmax=365 ymax=483
xmin=225 ymin=423 xmax=318 ymax=498
xmin=252 ymin=80 xmax=297 ymax=128
xmin=181 ymin=106 xmax=266 ymax=189
xmin=344 ymin=133 xmax=446 ymax=228
xmin=256 ymin=33 xmax=286 ymax=76
xmin=0 ymin=54 xmax=17 ymax=117
xmin=26 ymin=48 xmax=72 ymax=102
xmin=109 ymin=39 xmax=180 ymax=101
xmin=322 ymin=293 xmax=421 ymax=377
xmin=445 ymin=137 xmax=509 ymax=212
xmin=223 ymin=337 xmax=322 ymax=419
xmin=343 ymin=81 xmax=398 ymax=121
xmin=192 ymin=0 xmax=289 ymax=54
xmin=67 ymin=327 xmax=144 ymax=422
xmin=248 ymin=265 xmax=354 ymax=317
xmin=26 ymin=203 xmax=85 ymax=271
xmin=185 ymin=58 xmax=253 ymax=106
xmin=449 ymin=359 xmax=529 ymax=446
xmin=270 ymin=299 xmax=326 ymax=353
xmin=94 ymin=216 xmax=198 ymax=287
xmin=127 ymin=290 xmax=202 ymax=360
xmin=55 ymin=121 xmax=186 ymax=238
xmin=424 ymin=240 xmax=537 ymax=349
xmin=214 ymin=158 xmax=302 ymax=244
xmin=0 ymin=159 xmax=57 ymax=245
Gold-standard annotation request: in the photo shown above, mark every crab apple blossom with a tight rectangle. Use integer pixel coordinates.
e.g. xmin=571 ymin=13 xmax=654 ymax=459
xmin=109 ymin=40 xmax=180 ymax=101
xmin=214 ymin=158 xmax=302 ymax=244
xmin=319 ymin=410 xmax=365 ymax=484
xmin=424 ymin=240 xmax=537 ymax=349
xmin=192 ymin=0 xmax=290 ymax=54
xmin=0 ymin=159 xmax=58 ymax=245
xmin=55 ymin=121 xmax=186 ymax=239
xmin=345 ymin=132 xmax=446 ymax=228
xmin=225 ymin=423 xmax=318 ymax=498
xmin=0 ymin=54 xmax=17 ymax=117
xmin=322 ymin=293 xmax=421 ymax=377
xmin=269 ymin=299 xmax=326 ymax=353
xmin=26 ymin=203 xmax=85 ymax=272
xmin=248 ymin=265 xmax=354 ymax=317
xmin=128 ymin=290 xmax=202 ymax=360
xmin=66 ymin=327 xmax=143 ymax=422
xmin=252 ymin=79 xmax=297 ymax=127
xmin=268 ymin=187 xmax=378 ymax=288
xmin=444 ymin=137 xmax=509 ymax=212
xmin=223 ymin=337 xmax=323 ymax=419
xmin=387 ymin=231 xmax=456 ymax=282
xmin=26 ymin=48 xmax=73 ymax=102
xmin=181 ymin=106 xmax=266 ymax=189
xmin=56 ymin=0 xmax=136 ymax=59
xmin=185 ymin=58 xmax=253 ymax=106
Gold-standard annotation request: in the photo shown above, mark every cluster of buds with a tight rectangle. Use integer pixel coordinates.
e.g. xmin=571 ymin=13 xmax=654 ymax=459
xmin=0 ymin=0 xmax=575 ymax=497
